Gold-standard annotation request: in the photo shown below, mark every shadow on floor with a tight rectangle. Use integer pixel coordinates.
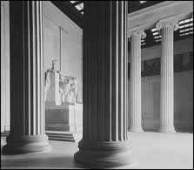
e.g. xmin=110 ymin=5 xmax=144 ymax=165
xmin=2 ymin=155 xmax=84 ymax=169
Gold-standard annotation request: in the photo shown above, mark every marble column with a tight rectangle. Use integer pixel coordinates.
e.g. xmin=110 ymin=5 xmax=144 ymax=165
xmin=129 ymin=30 xmax=146 ymax=132
xmin=74 ymin=1 xmax=134 ymax=168
xmin=156 ymin=18 xmax=179 ymax=133
xmin=2 ymin=1 xmax=51 ymax=154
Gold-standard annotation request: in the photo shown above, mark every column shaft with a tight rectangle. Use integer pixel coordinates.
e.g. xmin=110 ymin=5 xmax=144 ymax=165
xmin=129 ymin=31 xmax=145 ymax=132
xmin=3 ymin=1 xmax=50 ymax=154
xmin=74 ymin=1 xmax=134 ymax=168
xmin=157 ymin=19 xmax=178 ymax=133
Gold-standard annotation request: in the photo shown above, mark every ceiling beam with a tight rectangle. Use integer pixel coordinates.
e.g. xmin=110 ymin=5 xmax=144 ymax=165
xmin=145 ymin=29 xmax=155 ymax=46
xmin=52 ymin=1 xmax=83 ymax=28
xmin=72 ymin=1 xmax=83 ymax=6
xmin=79 ymin=9 xmax=84 ymax=13
xmin=128 ymin=1 xmax=163 ymax=13
xmin=128 ymin=1 xmax=193 ymax=31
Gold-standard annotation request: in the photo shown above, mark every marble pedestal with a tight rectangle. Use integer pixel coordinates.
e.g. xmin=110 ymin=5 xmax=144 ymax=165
xmin=45 ymin=103 xmax=83 ymax=142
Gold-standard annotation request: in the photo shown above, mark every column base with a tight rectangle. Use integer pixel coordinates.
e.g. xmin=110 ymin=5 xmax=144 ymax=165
xmin=159 ymin=127 xmax=176 ymax=133
xmin=129 ymin=127 xmax=144 ymax=133
xmin=2 ymin=134 xmax=51 ymax=155
xmin=74 ymin=139 xmax=136 ymax=168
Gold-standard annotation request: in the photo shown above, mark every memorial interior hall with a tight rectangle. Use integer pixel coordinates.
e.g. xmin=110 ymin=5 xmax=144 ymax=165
xmin=1 ymin=1 xmax=193 ymax=169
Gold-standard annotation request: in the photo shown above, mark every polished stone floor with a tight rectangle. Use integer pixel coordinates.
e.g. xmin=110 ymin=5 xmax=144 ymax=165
xmin=1 ymin=132 xmax=193 ymax=169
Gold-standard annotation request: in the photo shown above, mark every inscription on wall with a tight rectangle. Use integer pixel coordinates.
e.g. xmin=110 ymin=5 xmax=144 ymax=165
xmin=142 ymin=58 xmax=160 ymax=76
xmin=128 ymin=51 xmax=193 ymax=78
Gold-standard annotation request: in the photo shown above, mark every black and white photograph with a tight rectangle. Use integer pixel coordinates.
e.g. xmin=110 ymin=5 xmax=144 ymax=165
xmin=1 ymin=1 xmax=193 ymax=169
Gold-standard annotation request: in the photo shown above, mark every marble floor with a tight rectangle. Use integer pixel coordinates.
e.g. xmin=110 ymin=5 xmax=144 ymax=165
xmin=1 ymin=132 xmax=193 ymax=169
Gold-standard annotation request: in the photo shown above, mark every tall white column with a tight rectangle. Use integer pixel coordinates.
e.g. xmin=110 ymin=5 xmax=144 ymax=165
xmin=2 ymin=1 xmax=51 ymax=154
xmin=156 ymin=18 xmax=179 ymax=133
xmin=129 ymin=30 xmax=146 ymax=132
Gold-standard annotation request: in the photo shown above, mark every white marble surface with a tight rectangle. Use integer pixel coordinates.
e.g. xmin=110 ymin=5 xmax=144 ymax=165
xmin=1 ymin=132 xmax=193 ymax=169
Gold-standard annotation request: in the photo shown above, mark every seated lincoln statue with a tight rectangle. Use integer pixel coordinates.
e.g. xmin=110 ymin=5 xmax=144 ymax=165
xmin=44 ymin=58 xmax=82 ymax=142
xmin=44 ymin=59 xmax=78 ymax=105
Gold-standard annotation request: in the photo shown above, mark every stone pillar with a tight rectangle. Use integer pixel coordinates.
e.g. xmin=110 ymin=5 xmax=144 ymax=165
xmin=1 ymin=1 xmax=10 ymax=133
xmin=74 ymin=2 xmax=134 ymax=168
xmin=129 ymin=30 xmax=146 ymax=132
xmin=2 ymin=1 xmax=51 ymax=154
xmin=156 ymin=18 xmax=179 ymax=133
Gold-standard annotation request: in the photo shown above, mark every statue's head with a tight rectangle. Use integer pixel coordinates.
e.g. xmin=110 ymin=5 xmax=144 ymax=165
xmin=51 ymin=58 xmax=57 ymax=70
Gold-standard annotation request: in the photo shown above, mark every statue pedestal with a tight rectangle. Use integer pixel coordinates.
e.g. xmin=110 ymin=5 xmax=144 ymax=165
xmin=44 ymin=67 xmax=82 ymax=142
xmin=45 ymin=102 xmax=83 ymax=142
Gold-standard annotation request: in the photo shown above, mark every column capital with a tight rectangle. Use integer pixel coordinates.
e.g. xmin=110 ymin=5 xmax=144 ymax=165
xmin=128 ymin=28 xmax=146 ymax=39
xmin=156 ymin=16 xmax=179 ymax=31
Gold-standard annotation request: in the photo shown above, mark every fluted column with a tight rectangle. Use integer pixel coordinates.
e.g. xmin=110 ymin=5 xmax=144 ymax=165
xmin=129 ymin=30 xmax=146 ymax=132
xmin=74 ymin=1 xmax=134 ymax=168
xmin=156 ymin=18 xmax=179 ymax=133
xmin=2 ymin=1 xmax=51 ymax=154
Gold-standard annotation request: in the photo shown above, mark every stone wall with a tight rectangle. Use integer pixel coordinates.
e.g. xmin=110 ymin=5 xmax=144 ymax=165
xmin=43 ymin=1 xmax=83 ymax=103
